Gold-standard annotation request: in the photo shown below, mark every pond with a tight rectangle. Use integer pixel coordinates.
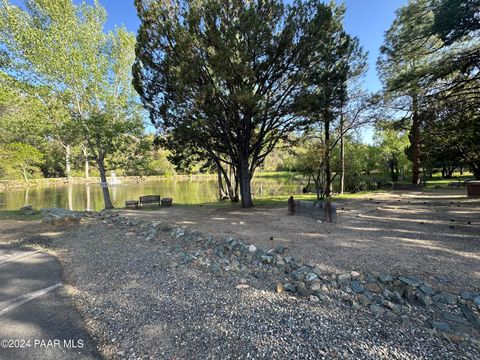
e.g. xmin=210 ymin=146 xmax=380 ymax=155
xmin=0 ymin=175 xmax=302 ymax=211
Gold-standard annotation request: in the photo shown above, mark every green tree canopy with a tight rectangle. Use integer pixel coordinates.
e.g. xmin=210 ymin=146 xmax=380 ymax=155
xmin=1 ymin=0 xmax=146 ymax=208
xmin=133 ymin=0 xmax=342 ymax=207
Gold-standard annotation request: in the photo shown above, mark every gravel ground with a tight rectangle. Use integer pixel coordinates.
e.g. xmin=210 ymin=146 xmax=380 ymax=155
xmin=119 ymin=189 xmax=480 ymax=293
xmin=45 ymin=217 xmax=479 ymax=360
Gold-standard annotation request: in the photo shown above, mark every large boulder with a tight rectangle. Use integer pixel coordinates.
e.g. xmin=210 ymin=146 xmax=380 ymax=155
xmin=19 ymin=204 xmax=35 ymax=215
xmin=41 ymin=208 xmax=81 ymax=226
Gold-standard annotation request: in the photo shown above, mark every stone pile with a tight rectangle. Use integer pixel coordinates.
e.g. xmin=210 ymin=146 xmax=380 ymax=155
xmin=90 ymin=211 xmax=480 ymax=337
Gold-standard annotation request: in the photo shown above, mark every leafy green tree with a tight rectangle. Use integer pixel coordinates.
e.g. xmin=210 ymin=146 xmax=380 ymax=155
xmin=374 ymin=124 xmax=410 ymax=182
xmin=422 ymin=103 xmax=480 ymax=179
xmin=296 ymin=140 xmax=328 ymax=200
xmin=133 ymin=0 xmax=338 ymax=208
xmin=0 ymin=142 xmax=43 ymax=182
xmin=1 ymin=0 xmax=145 ymax=208
xmin=432 ymin=0 xmax=480 ymax=45
xmin=378 ymin=0 xmax=441 ymax=184
xmin=0 ymin=73 xmax=48 ymax=146
xmin=298 ymin=4 xmax=370 ymax=196
xmin=298 ymin=3 xmax=351 ymax=197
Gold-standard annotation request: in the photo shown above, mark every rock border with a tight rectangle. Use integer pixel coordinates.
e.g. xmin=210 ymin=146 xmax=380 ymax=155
xmin=84 ymin=211 xmax=480 ymax=339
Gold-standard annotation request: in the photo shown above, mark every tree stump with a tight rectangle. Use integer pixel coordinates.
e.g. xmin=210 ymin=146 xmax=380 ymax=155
xmin=287 ymin=196 xmax=295 ymax=215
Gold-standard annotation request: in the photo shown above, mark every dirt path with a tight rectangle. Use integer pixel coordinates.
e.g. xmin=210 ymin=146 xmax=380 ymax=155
xmin=120 ymin=189 xmax=480 ymax=292
xmin=0 ymin=219 xmax=100 ymax=360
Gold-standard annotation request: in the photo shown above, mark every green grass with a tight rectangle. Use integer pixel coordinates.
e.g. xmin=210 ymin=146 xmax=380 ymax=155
xmin=0 ymin=210 xmax=43 ymax=221
xmin=424 ymin=172 xmax=475 ymax=189
xmin=251 ymin=190 xmax=388 ymax=206
xmin=254 ymin=171 xmax=300 ymax=181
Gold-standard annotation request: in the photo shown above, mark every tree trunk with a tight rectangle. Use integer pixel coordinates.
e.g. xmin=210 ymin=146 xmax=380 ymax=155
xmin=411 ymin=96 xmax=421 ymax=184
xmin=65 ymin=144 xmax=71 ymax=181
xmin=238 ymin=156 xmax=253 ymax=208
xmin=217 ymin=162 xmax=239 ymax=202
xmin=324 ymin=113 xmax=332 ymax=197
xmin=472 ymin=163 xmax=480 ymax=180
xmin=82 ymin=144 xmax=89 ymax=179
xmin=97 ymin=157 xmax=114 ymax=210
xmin=217 ymin=164 xmax=226 ymax=200
xmin=339 ymin=111 xmax=345 ymax=195
xmin=22 ymin=166 xmax=29 ymax=183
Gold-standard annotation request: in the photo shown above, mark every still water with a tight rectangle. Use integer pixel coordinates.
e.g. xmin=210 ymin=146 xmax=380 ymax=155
xmin=0 ymin=176 xmax=301 ymax=211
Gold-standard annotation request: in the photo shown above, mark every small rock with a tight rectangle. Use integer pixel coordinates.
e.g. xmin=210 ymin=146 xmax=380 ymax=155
xmin=296 ymin=282 xmax=310 ymax=297
xmin=248 ymin=245 xmax=257 ymax=253
xmin=370 ymin=304 xmax=385 ymax=316
xmin=378 ymin=274 xmax=394 ymax=283
xmin=292 ymin=270 xmax=305 ymax=281
xmin=459 ymin=303 xmax=480 ymax=328
xmin=385 ymin=300 xmax=400 ymax=312
xmin=236 ymin=284 xmax=250 ymax=289
xmin=442 ymin=311 xmax=468 ymax=325
xmin=473 ymin=296 xmax=480 ymax=308
xmin=365 ymin=283 xmax=381 ymax=293
xmin=309 ymin=282 xmax=322 ymax=292
xmin=284 ymin=283 xmax=296 ymax=292
xmin=308 ymin=295 xmax=320 ymax=302
xmin=254 ymin=272 xmax=265 ymax=279
xmin=431 ymin=322 xmax=450 ymax=332
xmin=404 ymin=286 xmax=417 ymax=301
xmin=20 ymin=204 xmax=33 ymax=212
xmin=358 ymin=294 xmax=371 ymax=306
xmin=275 ymin=245 xmax=285 ymax=254
xmin=261 ymin=255 xmax=273 ymax=264
xmin=338 ymin=273 xmax=351 ymax=285
xmin=460 ymin=291 xmax=474 ymax=301
xmin=416 ymin=292 xmax=433 ymax=306
xmin=305 ymin=272 xmax=319 ymax=282
xmin=443 ymin=293 xmax=458 ymax=305
xmin=317 ymin=293 xmax=331 ymax=302
xmin=351 ymin=281 xmax=364 ymax=294
xmin=211 ymin=263 xmax=222 ymax=274
xmin=351 ymin=301 xmax=362 ymax=310
xmin=275 ymin=258 xmax=286 ymax=267
xmin=420 ymin=285 xmax=435 ymax=296
xmin=372 ymin=295 xmax=384 ymax=306
xmin=399 ymin=276 xmax=421 ymax=287
xmin=350 ymin=271 xmax=361 ymax=278
xmin=311 ymin=267 xmax=322 ymax=277
xmin=276 ymin=283 xmax=284 ymax=293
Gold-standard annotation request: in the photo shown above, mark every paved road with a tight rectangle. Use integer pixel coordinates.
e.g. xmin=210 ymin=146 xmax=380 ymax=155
xmin=0 ymin=245 xmax=100 ymax=360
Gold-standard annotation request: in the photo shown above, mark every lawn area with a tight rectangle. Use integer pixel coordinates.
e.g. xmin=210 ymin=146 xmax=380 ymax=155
xmin=0 ymin=209 xmax=42 ymax=221
xmin=424 ymin=172 xmax=476 ymax=188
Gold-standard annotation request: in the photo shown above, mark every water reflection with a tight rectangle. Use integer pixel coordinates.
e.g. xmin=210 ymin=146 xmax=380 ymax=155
xmin=0 ymin=177 xmax=301 ymax=211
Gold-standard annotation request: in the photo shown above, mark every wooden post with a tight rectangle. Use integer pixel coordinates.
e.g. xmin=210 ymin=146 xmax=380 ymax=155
xmin=288 ymin=196 xmax=295 ymax=215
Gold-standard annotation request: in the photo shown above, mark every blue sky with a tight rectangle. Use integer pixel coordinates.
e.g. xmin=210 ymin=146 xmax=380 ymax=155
xmin=10 ymin=0 xmax=406 ymax=92
xmin=88 ymin=0 xmax=407 ymax=93
xmin=10 ymin=0 xmax=408 ymax=141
